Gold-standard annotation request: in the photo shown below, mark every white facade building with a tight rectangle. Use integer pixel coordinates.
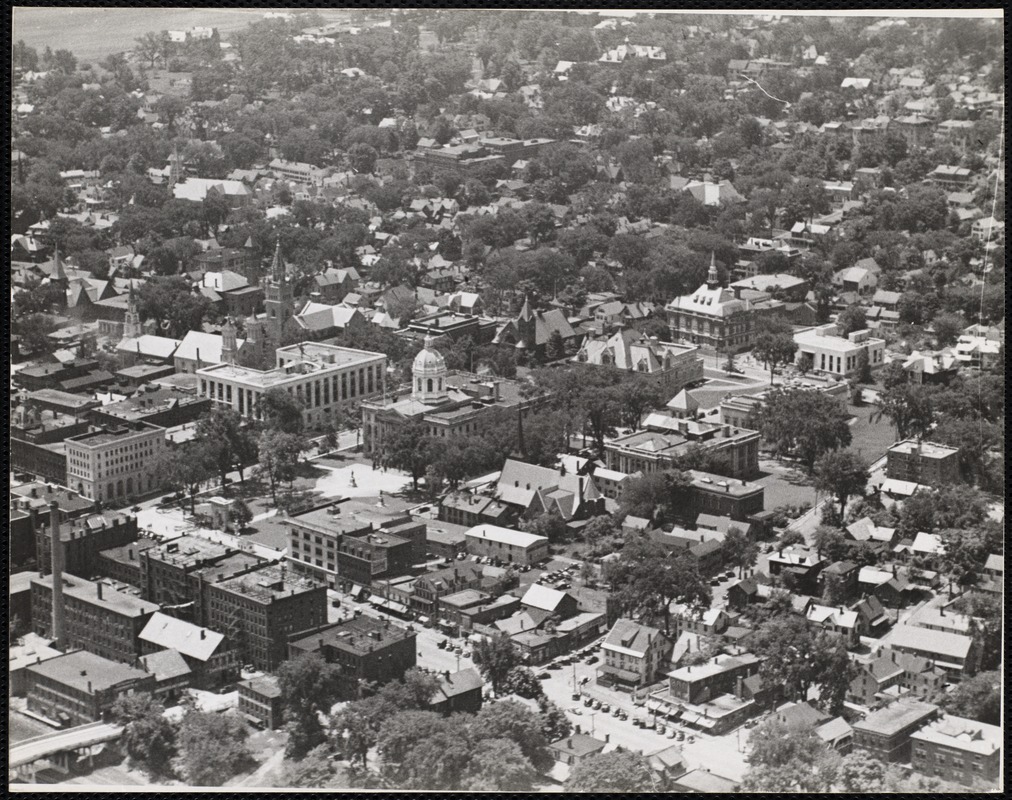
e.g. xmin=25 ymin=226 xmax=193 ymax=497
xmin=793 ymin=324 xmax=885 ymax=377
xmin=196 ymin=342 xmax=386 ymax=429
xmin=65 ymin=421 xmax=167 ymax=502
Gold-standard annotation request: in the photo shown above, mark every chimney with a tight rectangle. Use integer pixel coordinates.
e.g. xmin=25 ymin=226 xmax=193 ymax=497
xmin=444 ymin=670 xmax=451 ymax=681
xmin=567 ymin=738 xmax=573 ymax=748
xmin=200 ymin=629 xmax=206 ymax=639
xmin=736 ymin=675 xmax=744 ymax=697
xmin=605 ymin=733 xmax=610 ymax=742
xmin=50 ymin=501 xmax=66 ymax=649
xmin=97 ymin=581 xmax=104 ymax=600
xmin=87 ymin=680 xmax=92 ymax=693
xmin=939 ymin=605 xmax=944 ymax=617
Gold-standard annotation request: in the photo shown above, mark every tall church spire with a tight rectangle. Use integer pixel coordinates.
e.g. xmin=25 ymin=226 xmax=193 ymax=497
xmin=706 ymin=251 xmax=720 ymax=289
xmin=270 ymin=238 xmax=285 ymax=283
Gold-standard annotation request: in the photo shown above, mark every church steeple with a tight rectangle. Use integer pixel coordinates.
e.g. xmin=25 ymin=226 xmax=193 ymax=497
xmin=51 ymin=245 xmax=67 ymax=283
xmin=270 ymin=238 xmax=286 ymax=283
xmin=706 ymin=252 xmax=720 ymax=289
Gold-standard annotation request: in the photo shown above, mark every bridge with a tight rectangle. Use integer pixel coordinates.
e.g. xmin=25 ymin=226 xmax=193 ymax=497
xmin=9 ymin=721 xmax=123 ymax=782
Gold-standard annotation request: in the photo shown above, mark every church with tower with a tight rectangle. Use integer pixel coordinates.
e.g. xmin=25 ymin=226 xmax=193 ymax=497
xmin=360 ymin=335 xmax=551 ymax=456
xmin=238 ymin=239 xmax=301 ymax=369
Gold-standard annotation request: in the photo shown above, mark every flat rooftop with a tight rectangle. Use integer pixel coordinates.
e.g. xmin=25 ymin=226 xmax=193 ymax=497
xmin=27 ymin=649 xmax=150 ymax=692
xmin=216 ymin=563 xmax=319 ymax=602
xmin=888 ymin=439 xmax=959 ymax=458
xmin=94 ymin=387 xmax=206 ymax=420
xmin=290 ymin=501 xmax=410 ymax=536
xmin=290 ymin=615 xmax=415 ymax=656
xmin=146 ymin=535 xmax=235 ymax=569
xmin=32 ymin=573 xmax=159 ymax=617
xmin=67 ymin=422 xmax=162 ymax=446
xmin=853 ymin=699 xmax=938 ymax=735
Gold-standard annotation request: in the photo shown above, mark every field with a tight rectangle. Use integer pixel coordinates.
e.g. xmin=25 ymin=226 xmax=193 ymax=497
xmin=12 ymin=8 xmax=350 ymax=63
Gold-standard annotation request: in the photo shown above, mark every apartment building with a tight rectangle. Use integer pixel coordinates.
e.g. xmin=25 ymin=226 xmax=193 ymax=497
xmin=886 ymin=440 xmax=961 ymax=488
xmin=598 ymin=619 xmax=673 ymax=691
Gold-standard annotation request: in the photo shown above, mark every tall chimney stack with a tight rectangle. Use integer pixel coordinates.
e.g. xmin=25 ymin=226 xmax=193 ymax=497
xmin=50 ymin=501 xmax=67 ymax=649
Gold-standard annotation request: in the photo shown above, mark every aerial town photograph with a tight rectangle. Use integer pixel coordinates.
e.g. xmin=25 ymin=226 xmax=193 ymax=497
xmin=6 ymin=6 xmax=1004 ymax=793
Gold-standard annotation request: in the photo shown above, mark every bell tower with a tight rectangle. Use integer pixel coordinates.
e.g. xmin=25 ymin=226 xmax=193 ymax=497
xmin=263 ymin=239 xmax=294 ymax=348
xmin=122 ymin=283 xmax=142 ymax=340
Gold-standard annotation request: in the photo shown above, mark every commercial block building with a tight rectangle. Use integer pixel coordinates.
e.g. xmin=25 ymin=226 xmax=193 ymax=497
xmin=207 ymin=564 xmax=327 ymax=671
xmin=138 ymin=611 xmax=238 ymax=689
xmin=604 ymin=416 xmax=760 ymax=479
xmin=140 ymin=536 xmax=268 ymax=627
xmin=64 ymin=421 xmax=168 ymax=503
xmin=25 ymin=650 xmax=156 ymax=726
xmin=285 ymin=500 xmax=427 ymax=590
xmin=31 ymin=574 xmax=159 ymax=665
xmin=598 ymin=619 xmax=673 ymax=691
xmin=287 ymin=616 xmax=417 ymax=698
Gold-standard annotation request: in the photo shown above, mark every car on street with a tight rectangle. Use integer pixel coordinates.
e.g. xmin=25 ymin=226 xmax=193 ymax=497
xmin=709 ymin=577 xmax=720 ymax=586
xmin=592 ymin=700 xmax=602 ymax=710
xmin=570 ymin=708 xmax=582 ymax=715
xmin=586 ymin=655 xmax=598 ymax=664
xmin=538 ymin=672 xmax=551 ymax=680
xmin=601 ymin=704 xmax=610 ymax=713
xmin=549 ymin=663 xmax=562 ymax=670
xmin=584 ymin=697 xmax=593 ymax=707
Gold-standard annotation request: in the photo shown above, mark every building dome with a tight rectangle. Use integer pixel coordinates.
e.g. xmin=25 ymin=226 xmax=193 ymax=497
xmin=412 ymin=335 xmax=449 ymax=404
xmin=412 ymin=335 xmax=446 ymax=375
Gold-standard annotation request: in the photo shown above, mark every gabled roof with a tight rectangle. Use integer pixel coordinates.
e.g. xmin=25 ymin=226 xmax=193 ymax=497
xmin=603 ymin=618 xmax=665 ymax=657
xmin=138 ymin=611 xmax=225 ymax=661
xmin=520 ymin=583 xmax=571 ymax=613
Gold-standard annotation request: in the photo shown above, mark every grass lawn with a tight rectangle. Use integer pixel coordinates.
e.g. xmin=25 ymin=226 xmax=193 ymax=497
xmin=846 ymin=403 xmax=899 ymax=463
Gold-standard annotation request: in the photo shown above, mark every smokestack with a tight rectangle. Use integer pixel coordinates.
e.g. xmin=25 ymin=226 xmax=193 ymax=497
xmin=50 ymin=501 xmax=66 ymax=649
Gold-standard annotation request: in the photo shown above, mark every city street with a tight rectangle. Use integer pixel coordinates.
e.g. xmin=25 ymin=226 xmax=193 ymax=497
xmin=535 ymin=644 xmax=750 ymax=782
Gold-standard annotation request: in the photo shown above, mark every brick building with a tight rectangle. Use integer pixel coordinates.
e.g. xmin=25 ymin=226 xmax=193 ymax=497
xmin=140 ymin=536 xmax=267 ymax=626
xmin=31 ymin=574 xmax=159 ymax=665
xmin=207 ymin=564 xmax=327 ymax=671
xmin=886 ymin=440 xmax=961 ymax=488
xmin=910 ymin=716 xmax=1001 ymax=787
xmin=287 ymin=616 xmax=417 ymax=698
xmin=285 ymin=500 xmax=427 ymax=590
xmin=36 ymin=512 xmax=139 ymax=578
xmin=852 ymin=699 xmax=939 ymax=762
xmin=25 ymin=650 xmax=156 ymax=726
xmin=238 ymin=677 xmax=284 ymax=729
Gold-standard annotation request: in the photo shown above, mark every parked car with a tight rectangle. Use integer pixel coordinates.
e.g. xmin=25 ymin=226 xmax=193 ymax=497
xmin=586 ymin=656 xmax=598 ymax=664
xmin=593 ymin=700 xmax=602 ymax=710
xmin=710 ymin=577 xmax=720 ymax=586
xmin=656 ymin=723 xmax=666 ymax=735
xmin=584 ymin=697 xmax=593 ymax=707
xmin=538 ymin=672 xmax=551 ymax=680
xmin=601 ymin=704 xmax=611 ymax=713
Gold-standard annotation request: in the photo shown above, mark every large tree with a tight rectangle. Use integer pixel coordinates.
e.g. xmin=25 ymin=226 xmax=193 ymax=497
xmin=813 ymin=449 xmax=869 ymax=518
xmin=605 ymin=538 xmax=711 ymax=633
xmin=176 ymin=710 xmax=252 ymax=787
xmin=472 ymin=633 xmax=523 ymax=695
xmin=469 ymin=700 xmax=554 ymax=772
xmin=742 ymin=718 xmax=839 ymax=792
xmin=751 ymin=388 xmax=852 ymax=470
xmin=256 ymin=387 xmax=305 ymax=434
xmin=256 ymin=430 xmax=305 ymax=505
xmin=752 ymin=315 xmax=798 ymax=384
xmin=564 ymin=749 xmax=658 ymax=793
xmin=938 ymin=670 xmax=1000 ymax=725
xmin=722 ymin=525 xmax=760 ymax=578
xmin=112 ymin=694 xmax=177 ymax=778
xmin=195 ymin=408 xmax=257 ymax=488
xmin=874 ymin=383 xmax=934 ymax=442
xmin=376 ymin=417 xmax=433 ymax=491
xmin=277 ymin=652 xmax=345 ymax=759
